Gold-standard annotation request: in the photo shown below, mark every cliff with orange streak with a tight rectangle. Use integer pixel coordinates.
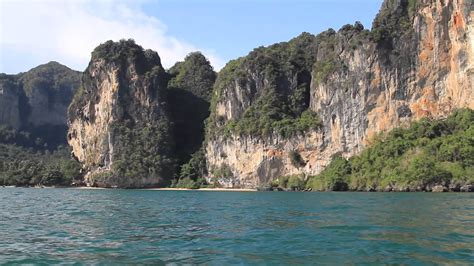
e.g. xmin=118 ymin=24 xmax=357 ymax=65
xmin=205 ymin=0 xmax=473 ymax=188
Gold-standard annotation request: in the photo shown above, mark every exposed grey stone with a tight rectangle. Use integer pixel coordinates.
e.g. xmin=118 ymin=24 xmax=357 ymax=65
xmin=460 ymin=185 xmax=473 ymax=192
xmin=432 ymin=185 xmax=447 ymax=192
xmin=397 ymin=105 xmax=412 ymax=118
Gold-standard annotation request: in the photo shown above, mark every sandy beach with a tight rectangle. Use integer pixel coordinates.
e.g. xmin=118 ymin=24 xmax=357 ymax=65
xmin=145 ymin=188 xmax=257 ymax=192
xmin=69 ymin=186 xmax=257 ymax=192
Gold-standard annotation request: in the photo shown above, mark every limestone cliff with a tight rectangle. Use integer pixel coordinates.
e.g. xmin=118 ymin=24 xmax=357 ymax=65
xmin=205 ymin=0 xmax=474 ymax=188
xmin=0 ymin=62 xmax=81 ymax=148
xmin=67 ymin=40 xmax=174 ymax=188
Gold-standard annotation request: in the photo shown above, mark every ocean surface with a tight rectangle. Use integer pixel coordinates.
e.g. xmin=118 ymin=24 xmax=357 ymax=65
xmin=0 ymin=188 xmax=473 ymax=265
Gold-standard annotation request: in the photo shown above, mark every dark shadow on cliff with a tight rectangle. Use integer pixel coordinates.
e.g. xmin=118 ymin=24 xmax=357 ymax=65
xmin=166 ymin=88 xmax=210 ymax=168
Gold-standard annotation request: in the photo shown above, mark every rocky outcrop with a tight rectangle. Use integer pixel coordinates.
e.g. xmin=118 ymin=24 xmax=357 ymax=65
xmin=67 ymin=40 xmax=174 ymax=188
xmin=0 ymin=62 xmax=81 ymax=129
xmin=206 ymin=0 xmax=474 ymax=188
xmin=21 ymin=62 xmax=81 ymax=127
xmin=206 ymin=132 xmax=326 ymax=188
xmin=0 ymin=62 xmax=81 ymax=148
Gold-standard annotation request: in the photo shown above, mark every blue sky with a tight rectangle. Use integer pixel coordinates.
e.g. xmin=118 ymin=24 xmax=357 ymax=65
xmin=0 ymin=0 xmax=383 ymax=74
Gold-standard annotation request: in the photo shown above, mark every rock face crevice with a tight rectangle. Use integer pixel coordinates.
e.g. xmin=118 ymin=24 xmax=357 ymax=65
xmin=206 ymin=0 xmax=474 ymax=188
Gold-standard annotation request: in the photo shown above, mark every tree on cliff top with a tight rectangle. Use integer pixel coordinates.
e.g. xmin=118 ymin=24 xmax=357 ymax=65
xmin=168 ymin=52 xmax=216 ymax=102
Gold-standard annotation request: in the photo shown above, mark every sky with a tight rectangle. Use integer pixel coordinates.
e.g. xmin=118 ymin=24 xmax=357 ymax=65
xmin=0 ymin=0 xmax=383 ymax=74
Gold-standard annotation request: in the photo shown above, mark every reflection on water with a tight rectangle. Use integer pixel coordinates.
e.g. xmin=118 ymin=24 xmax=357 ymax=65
xmin=0 ymin=189 xmax=473 ymax=264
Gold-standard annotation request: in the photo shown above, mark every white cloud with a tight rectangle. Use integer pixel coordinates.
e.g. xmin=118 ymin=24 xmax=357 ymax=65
xmin=0 ymin=0 xmax=225 ymax=72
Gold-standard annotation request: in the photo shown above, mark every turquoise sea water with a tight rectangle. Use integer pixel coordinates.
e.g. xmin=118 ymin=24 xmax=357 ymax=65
xmin=0 ymin=188 xmax=473 ymax=265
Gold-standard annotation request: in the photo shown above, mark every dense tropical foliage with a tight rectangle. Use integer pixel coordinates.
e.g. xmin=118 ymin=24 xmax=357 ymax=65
xmin=0 ymin=126 xmax=81 ymax=186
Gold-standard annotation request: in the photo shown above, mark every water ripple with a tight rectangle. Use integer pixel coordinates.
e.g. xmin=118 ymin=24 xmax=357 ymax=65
xmin=0 ymin=189 xmax=473 ymax=264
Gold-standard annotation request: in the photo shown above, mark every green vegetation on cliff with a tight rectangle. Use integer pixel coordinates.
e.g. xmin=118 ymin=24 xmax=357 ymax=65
xmin=208 ymin=32 xmax=326 ymax=138
xmin=91 ymin=39 xmax=162 ymax=72
xmin=0 ymin=61 xmax=80 ymax=112
xmin=371 ymin=0 xmax=417 ymax=45
xmin=20 ymin=61 xmax=81 ymax=104
xmin=96 ymin=118 xmax=175 ymax=186
xmin=222 ymin=94 xmax=323 ymax=138
xmin=0 ymin=124 xmax=69 ymax=151
xmin=306 ymin=109 xmax=474 ymax=191
xmin=207 ymin=24 xmax=370 ymax=140
xmin=168 ymin=52 xmax=216 ymax=102
xmin=1 ymin=62 xmax=80 ymax=147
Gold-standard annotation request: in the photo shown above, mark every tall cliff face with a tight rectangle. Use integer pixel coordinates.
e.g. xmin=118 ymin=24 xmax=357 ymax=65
xmin=68 ymin=40 xmax=174 ymax=188
xmin=206 ymin=0 xmax=474 ymax=188
xmin=0 ymin=62 xmax=81 ymax=148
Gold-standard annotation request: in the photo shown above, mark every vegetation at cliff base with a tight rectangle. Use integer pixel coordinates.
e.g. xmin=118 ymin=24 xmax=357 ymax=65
xmin=271 ymin=175 xmax=306 ymax=191
xmin=97 ymin=119 xmax=175 ymax=187
xmin=306 ymin=109 xmax=474 ymax=191
xmin=0 ymin=126 xmax=81 ymax=186
xmin=178 ymin=149 xmax=208 ymax=181
xmin=306 ymin=155 xmax=351 ymax=191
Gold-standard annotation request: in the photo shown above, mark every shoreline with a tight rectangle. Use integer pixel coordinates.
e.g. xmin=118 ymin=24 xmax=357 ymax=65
xmin=70 ymin=186 xmax=257 ymax=192
xmin=2 ymin=186 xmax=471 ymax=192
xmin=144 ymin=188 xmax=257 ymax=192
xmin=1 ymin=186 xmax=256 ymax=192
